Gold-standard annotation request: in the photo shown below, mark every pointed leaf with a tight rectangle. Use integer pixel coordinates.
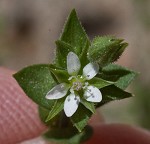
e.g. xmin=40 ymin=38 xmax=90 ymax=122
xmin=39 ymin=106 xmax=65 ymax=128
xmin=60 ymin=9 xmax=90 ymax=55
xmin=88 ymin=36 xmax=128 ymax=67
xmin=71 ymin=104 xmax=92 ymax=132
xmin=46 ymin=98 xmax=65 ymax=122
xmin=88 ymin=77 xmax=114 ymax=89
xmin=13 ymin=64 xmax=56 ymax=109
xmin=99 ymin=64 xmax=138 ymax=89
xmin=49 ymin=64 xmax=69 ymax=83
xmin=55 ymin=40 xmax=74 ymax=68
xmin=79 ymin=39 xmax=90 ymax=69
xmin=38 ymin=106 xmax=49 ymax=124
xmin=97 ymin=85 xmax=133 ymax=107
xmin=81 ymin=99 xmax=95 ymax=113
xmin=38 ymin=106 xmax=58 ymax=127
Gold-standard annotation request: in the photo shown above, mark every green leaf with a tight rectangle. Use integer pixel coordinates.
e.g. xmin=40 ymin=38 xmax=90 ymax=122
xmin=49 ymin=64 xmax=69 ymax=83
xmin=54 ymin=40 xmax=90 ymax=72
xmin=60 ymin=9 xmax=90 ymax=56
xmin=79 ymin=39 xmax=90 ymax=69
xmin=38 ymin=106 xmax=49 ymax=125
xmin=97 ymin=85 xmax=133 ymax=107
xmin=39 ymin=106 xmax=70 ymax=128
xmin=71 ymin=104 xmax=92 ymax=132
xmin=99 ymin=64 xmax=138 ymax=89
xmin=13 ymin=64 xmax=56 ymax=109
xmin=43 ymin=125 xmax=93 ymax=144
xmin=88 ymin=77 xmax=114 ymax=89
xmin=46 ymin=98 xmax=65 ymax=122
xmin=55 ymin=40 xmax=74 ymax=68
xmin=81 ymin=99 xmax=95 ymax=113
xmin=88 ymin=36 xmax=128 ymax=67
xmin=54 ymin=9 xmax=90 ymax=71
xmin=55 ymin=40 xmax=90 ymax=74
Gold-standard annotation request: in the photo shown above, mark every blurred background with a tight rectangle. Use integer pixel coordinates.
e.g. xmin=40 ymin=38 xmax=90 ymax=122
xmin=0 ymin=0 xmax=150 ymax=130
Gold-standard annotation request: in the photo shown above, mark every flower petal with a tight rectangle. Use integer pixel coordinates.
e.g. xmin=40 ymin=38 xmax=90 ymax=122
xmin=46 ymin=83 xmax=69 ymax=99
xmin=84 ymin=85 xmax=102 ymax=102
xmin=83 ymin=63 xmax=99 ymax=80
xmin=64 ymin=94 xmax=80 ymax=117
xmin=67 ymin=52 xmax=81 ymax=76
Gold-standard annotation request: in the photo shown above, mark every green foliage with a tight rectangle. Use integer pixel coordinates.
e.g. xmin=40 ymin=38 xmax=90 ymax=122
xmin=97 ymin=85 xmax=133 ymax=107
xmin=55 ymin=9 xmax=90 ymax=69
xmin=79 ymin=39 xmax=90 ymax=69
xmin=38 ymin=106 xmax=49 ymax=125
xmin=46 ymin=98 xmax=65 ymax=122
xmin=88 ymin=36 xmax=128 ymax=67
xmin=39 ymin=106 xmax=64 ymax=128
xmin=81 ymin=99 xmax=95 ymax=113
xmin=49 ymin=64 xmax=69 ymax=83
xmin=99 ymin=64 xmax=138 ymax=90
xmin=13 ymin=64 xmax=56 ymax=109
xmin=43 ymin=125 xmax=93 ymax=144
xmin=88 ymin=77 xmax=114 ymax=89
xmin=55 ymin=40 xmax=74 ymax=68
xmin=60 ymin=9 xmax=90 ymax=56
xmin=13 ymin=9 xmax=137 ymax=144
xmin=71 ymin=104 xmax=92 ymax=132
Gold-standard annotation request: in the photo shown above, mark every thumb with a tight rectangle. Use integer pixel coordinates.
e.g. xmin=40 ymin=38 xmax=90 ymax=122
xmin=0 ymin=67 xmax=47 ymax=144
xmin=85 ymin=124 xmax=150 ymax=144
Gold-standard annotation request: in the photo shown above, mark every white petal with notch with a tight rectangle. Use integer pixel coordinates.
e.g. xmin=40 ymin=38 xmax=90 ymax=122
xmin=67 ymin=52 xmax=81 ymax=76
xmin=64 ymin=94 xmax=80 ymax=117
xmin=46 ymin=83 xmax=69 ymax=99
xmin=84 ymin=85 xmax=102 ymax=102
xmin=83 ymin=63 xmax=99 ymax=80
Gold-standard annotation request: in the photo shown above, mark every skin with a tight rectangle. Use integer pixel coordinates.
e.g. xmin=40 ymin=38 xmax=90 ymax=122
xmin=0 ymin=67 xmax=150 ymax=144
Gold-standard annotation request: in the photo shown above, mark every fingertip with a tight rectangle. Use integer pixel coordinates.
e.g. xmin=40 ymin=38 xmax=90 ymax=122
xmin=85 ymin=124 xmax=150 ymax=144
xmin=0 ymin=67 xmax=47 ymax=144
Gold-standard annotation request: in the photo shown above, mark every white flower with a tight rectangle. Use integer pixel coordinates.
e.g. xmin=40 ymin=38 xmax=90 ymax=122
xmin=46 ymin=52 xmax=102 ymax=117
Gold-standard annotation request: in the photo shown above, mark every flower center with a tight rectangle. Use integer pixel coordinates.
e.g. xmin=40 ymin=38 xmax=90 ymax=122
xmin=68 ymin=75 xmax=85 ymax=92
xmin=72 ymin=81 xmax=83 ymax=91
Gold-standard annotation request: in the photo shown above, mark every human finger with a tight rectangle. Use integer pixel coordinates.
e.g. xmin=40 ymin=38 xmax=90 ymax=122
xmin=0 ymin=67 xmax=47 ymax=144
xmin=85 ymin=123 xmax=150 ymax=144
